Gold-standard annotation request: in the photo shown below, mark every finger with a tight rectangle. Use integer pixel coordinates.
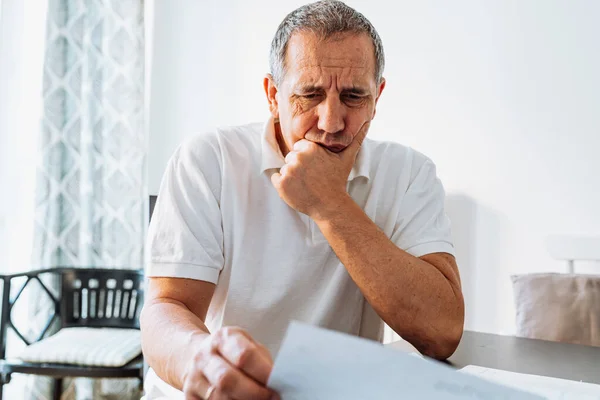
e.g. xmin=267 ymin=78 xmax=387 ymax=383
xmin=183 ymin=393 xmax=205 ymax=400
xmin=215 ymin=327 xmax=274 ymax=377
xmin=216 ymin=331 xmax=273 ymax=385
xmin=284 ymin=150 xmax=298 ymax=165
xmin=271 ymin=170 xmax=282 ymax=185
xmin=203 ymin=354 xmax=273 ymax=400
xmin=182 ymin=371 xmax=212 ymax=400
xmin=254 ymin=341 xmax=274 ymax=364
xmin=341 ymin=120 xmax=371 ymax=162
xmin=221 ymin=327 xmax=274 ymax=364
xmin=292 ymin=139 xmax=315 ymax=153
xmin=221 ymin=326 xmax=253 ymax=341
xmin=280 ymin=163 xmax=292 ymax=177
xmin=204 ymin=388 xmax=229 ymax=400
xmin=183 ymin=391 xmax=204 ymax=400
xmin=218 ymin=326 xmax=273 ymax=364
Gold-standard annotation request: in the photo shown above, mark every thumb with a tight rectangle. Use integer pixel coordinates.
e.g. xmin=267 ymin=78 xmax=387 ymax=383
xmin=341 ymin=120 xmax=371 ymax=163
xmin=270 ymin=171 xmax=282 ymax=190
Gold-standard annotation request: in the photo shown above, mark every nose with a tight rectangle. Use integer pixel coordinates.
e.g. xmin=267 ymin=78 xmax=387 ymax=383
xmin=317 ymin=96 xmax=345 ymax=134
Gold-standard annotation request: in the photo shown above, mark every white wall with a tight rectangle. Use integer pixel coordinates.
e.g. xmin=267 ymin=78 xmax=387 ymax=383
xmin=0 ymin=3 xmax=48 ymax=397
xmin=148 ymin=0 xmax=600 ymax=335
xmin=0 ymin=0 xmax=47 ymax=273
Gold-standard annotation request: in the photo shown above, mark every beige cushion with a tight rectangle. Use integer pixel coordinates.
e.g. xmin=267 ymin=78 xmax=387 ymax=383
xmin=512 ymin=273 xmax=600 ymax=346
xmin=18 ymin=327 xmax=141 ymax=367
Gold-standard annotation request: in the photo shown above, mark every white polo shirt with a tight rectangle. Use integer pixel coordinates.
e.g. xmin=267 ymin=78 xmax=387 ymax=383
xmin=144 ymin=118 xmax=454 ymax=397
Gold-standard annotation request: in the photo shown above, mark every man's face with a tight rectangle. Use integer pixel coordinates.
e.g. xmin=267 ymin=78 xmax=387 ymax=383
xmin=265 ymin=32 xmax=385 ymax=154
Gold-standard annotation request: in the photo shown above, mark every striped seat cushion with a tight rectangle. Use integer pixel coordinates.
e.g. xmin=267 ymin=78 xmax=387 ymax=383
xmin=18 ymin=327 xmax=141 ymax=367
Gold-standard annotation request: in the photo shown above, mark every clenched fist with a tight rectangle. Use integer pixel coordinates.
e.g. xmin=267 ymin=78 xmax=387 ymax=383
xmin=271 ymin=121 xmax=370 ymax=220
xmin=182 ymin=326 xmax=279 ymax=400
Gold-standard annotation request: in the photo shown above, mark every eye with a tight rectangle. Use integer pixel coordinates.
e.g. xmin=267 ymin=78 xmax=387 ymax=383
xmin=342 ymin=94 xmax=365 ymax=105
xmin=302 ymin=93 xmax=319 ymax=99
xmin=343 ymin=94 xmax=362 ymax=101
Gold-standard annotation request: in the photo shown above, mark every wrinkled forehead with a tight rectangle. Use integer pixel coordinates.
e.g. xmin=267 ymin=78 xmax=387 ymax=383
xmin=283 ymin=31 xmax=377 ymax=90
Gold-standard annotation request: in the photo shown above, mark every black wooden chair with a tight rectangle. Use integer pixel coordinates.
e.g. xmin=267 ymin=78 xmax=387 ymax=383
xmin=0 ymin=267 xmax=144 ymax=400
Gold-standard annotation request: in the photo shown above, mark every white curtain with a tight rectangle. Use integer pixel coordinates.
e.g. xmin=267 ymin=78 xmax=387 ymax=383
xmin=30 ymin=0 xmax=146 ymax=397
xmin=33 ymin=1 xmax=146 ymax=269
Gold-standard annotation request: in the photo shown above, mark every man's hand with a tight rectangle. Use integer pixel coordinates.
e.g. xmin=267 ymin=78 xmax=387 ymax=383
xmin=271 ymin=121 xmax=370 ymax=219
xmin=182 ymin=326 xmax=279 ymax=400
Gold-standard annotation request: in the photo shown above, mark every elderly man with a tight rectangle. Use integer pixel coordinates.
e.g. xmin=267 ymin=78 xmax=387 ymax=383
xmin=141 ymin=1 xmax=464 ymax=399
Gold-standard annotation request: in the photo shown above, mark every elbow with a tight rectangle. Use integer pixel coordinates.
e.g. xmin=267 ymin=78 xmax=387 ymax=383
xmin=401 ymin=313 xmax=464 ymax=361
xmin=428 ymin=304 xmax=465 ymax=360
xmin=420 ymin=322 xmax=463 ymax=360
xmin=426 ymin=324 xmax=463 ymax=361
xmin=421 ymin=298 xmax=465 ymax=361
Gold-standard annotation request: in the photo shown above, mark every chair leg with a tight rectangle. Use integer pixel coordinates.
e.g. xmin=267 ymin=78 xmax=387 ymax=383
xmin=0 ymin=372 xmax=10 ymax=400
xmin=53 ymin=378 xmax=63 ymax=400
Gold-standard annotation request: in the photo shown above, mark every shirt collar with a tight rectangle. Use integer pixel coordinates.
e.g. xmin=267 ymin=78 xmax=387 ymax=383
xmin=259 ymin=117 xmax=371 ymax=182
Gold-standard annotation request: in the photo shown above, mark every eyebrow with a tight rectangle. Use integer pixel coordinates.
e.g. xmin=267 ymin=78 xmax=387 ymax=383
xmin=342 ymin=87 xmax=369 ymax=96
xmin=295 ymin=84 xmax=369 ymax=95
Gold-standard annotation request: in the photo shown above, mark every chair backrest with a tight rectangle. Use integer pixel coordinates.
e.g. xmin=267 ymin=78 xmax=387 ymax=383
xmin=545 ymin=235 xmax=600 ymax=273
xmin=61 ymin=268 xmax=144 ymax=329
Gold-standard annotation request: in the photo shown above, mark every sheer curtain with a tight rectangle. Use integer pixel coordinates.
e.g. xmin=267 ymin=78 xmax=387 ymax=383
xmin=29 ymin=1 xmax=146 ymax=398
xmin=33 ymin=0 xmax=146 ymax=269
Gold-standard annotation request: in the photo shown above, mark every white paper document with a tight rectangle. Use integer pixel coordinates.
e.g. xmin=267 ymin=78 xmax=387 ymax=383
xmin=461 ymin=366 xmax=600 ymax=400
xmin=268 ymin=322 xmax=543 ymax=399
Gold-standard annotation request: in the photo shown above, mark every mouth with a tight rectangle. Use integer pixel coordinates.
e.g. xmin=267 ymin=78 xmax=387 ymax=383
xmin=319 ymin=144 xmax=346 ymax=153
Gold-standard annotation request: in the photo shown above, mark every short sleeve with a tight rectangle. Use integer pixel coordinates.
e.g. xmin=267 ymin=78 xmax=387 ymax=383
xmin=146 ymin=134 xmax=224 ymax=284
xmin=390 ymin=156 xmax=455 ymax=258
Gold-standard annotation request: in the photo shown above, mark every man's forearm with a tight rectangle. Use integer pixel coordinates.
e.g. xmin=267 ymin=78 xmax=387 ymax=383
xmin=313 ymin=194 xmax=464 ymax=359
xmin=140 ymin=300 xmax=210 ymax=390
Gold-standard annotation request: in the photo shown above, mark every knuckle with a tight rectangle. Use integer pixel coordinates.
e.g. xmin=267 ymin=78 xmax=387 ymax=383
xmin=281 ymin=166 xmax=297 ymax=179
xmin=208 ymin=332 xmax=223 ymax=349
xmin=182 ymin=369 xmax=205 ymax=397
xmin=191 ymin=343 xmax=212 ymax=367
xmin=279 ymin=176 xmax=292 ymax=190
xmin=182 ymin=381 xmax=196 ymax=396
xmin=306 ymin=141 xmax=318 ymax=150
xmin=235 ymin=343 xmax=257 ymax=369
xmin=231 ymin=326 xmax=249 ymax=336
xmin=217 ymin=326 xmax=249 ymax=344
xmin=192 ymin=349 xmax=204 ymax=364
xmin=222 ymin=326 xmax=233 ymax=336
xmin=220 ymin=326 xmax=237 ymax=338
xmin=215 ymin=368 xmax=236 ymax=392
xmin=285 ymin=151 xmax=296 ymax=163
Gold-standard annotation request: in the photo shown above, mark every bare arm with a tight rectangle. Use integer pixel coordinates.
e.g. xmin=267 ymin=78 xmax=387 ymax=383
xmin=313 ymin=195 xmax=464 ymax=359
xmin=271 ymin=122 xmax=464 ymax=360
xmin=140 ymin=277 xmax=277 ymax=399
xmin=140 ymin=278 xmax=214 ymax=390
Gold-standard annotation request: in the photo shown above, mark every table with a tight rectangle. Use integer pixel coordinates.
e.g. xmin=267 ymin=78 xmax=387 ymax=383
xmin=430 ymin=331 xmax=600 ymax=385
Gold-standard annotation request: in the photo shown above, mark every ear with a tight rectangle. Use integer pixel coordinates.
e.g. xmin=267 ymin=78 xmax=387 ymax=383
xmin=264 ymin=74 xmax=280 ymax=119
xmin=372 ymin=77 xmax=386 ymax=119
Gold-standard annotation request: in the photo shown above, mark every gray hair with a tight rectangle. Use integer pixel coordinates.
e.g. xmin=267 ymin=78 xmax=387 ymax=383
xmin=269 ymin=0 xmax=385 ymax=86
